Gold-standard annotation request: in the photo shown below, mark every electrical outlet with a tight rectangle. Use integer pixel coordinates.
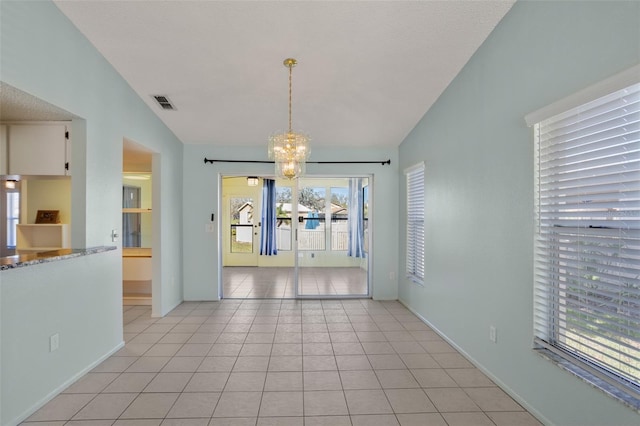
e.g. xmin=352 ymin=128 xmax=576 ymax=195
xmin=489 ymin=326 xmax=497 ymax=343
xmin=50 ymin=333 xmax=59 ymax=352
xmin=389 ymin=271 xmax=396 ymax=280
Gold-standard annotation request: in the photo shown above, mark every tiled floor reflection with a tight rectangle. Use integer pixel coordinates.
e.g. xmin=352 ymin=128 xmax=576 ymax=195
xmin=223 ymin=267 xmax=368 ymax=298
xmin=22 ymin=300 xmax=542 ymax=426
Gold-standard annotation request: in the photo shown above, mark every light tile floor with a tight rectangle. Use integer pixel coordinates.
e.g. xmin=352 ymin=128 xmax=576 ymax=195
xmin=22 ymin=300 xmax=542 ymax=426
xmin=223 ymin=267 xmax=368 ymax=298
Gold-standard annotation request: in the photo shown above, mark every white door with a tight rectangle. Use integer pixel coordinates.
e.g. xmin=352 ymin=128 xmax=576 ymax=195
xmin=222 ymin=178 xmax=261 ymax=267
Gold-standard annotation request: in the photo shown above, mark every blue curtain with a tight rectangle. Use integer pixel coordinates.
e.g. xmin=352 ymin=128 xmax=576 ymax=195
xmin=347 ymin=178 xmax=365 ymax=258
xmin=260 ymin=179 xmax=278 ymax=255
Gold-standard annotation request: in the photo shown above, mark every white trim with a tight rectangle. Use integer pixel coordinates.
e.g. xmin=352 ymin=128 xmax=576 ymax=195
xmin=398 ymin=299 xmax=550 ymax=426
xmin=7 ymin=341 xmax=125 ymax=426
xmin=404 ymin=161 xmax=425 ymax=175
xmin=524 ymin=63 xmax=640 ymax=127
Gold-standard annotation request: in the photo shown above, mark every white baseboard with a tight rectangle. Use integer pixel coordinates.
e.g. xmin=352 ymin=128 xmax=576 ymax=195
xmin=7 ymin=341 xmax=125 ymax=426
xmin=398 ymin=299 xmax=551 ymax=426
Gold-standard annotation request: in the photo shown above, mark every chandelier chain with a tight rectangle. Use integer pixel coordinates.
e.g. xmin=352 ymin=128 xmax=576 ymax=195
xmin=268 ymin=57 xmax=309 ymax=180
xmin=288 ymin=62 xmax=293 ymax=132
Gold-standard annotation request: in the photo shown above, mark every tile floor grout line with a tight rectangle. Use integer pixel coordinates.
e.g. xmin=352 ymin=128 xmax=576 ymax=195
xmin=24 ymin=299 xmax=542 ymax=425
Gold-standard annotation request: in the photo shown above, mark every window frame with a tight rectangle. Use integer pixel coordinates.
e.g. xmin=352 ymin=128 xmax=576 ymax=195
xmin=528 ymin=65 xmax=640 ymax=410
xmin=405 ymin=162 xmax=425 ymax=285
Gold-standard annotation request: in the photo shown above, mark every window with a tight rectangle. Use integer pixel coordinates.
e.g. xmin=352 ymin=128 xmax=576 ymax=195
xmin=276 ymin=186 xmax=292 ymax=251
xmin=298 ymin=186 xmax=326 ymax=251
xmin=330 ymin=187 xmax=348 ymax=251
xmin=6 ymin=191 xmax=20 ymax=248
xmin=405 ymin=162 xmax=425 ymax=284
xmin=532 ymin=81 xmax=640 ymax=402
xmin=229 ymin=196 xmax=253 ymax=253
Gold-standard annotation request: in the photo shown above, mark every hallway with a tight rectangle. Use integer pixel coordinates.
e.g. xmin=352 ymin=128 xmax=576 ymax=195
xmin=22 ymin=300 xmax=541 ymax=425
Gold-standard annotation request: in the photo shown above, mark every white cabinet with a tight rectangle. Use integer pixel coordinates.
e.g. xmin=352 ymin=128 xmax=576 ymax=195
xmin=16 ymin=224 xmax=70 ymax=253
xmin=7 ymin=124 xmax=70 ymax=176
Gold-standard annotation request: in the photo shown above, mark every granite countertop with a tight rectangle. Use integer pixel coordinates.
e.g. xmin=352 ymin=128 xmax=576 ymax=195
xmin=0 ymin=246 xmax=117 ymax=270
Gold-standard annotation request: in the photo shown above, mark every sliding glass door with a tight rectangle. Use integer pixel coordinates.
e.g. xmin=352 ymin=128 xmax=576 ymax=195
xmin=221 ymin=175 xmax=370 ymax=298
xmin=296 ymin=177 xmax=369 ymax=297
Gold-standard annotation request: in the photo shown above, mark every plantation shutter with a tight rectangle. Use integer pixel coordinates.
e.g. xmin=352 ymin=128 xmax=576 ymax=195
xmin=406 ymin=162 xmax=425 ymax=283
xmin=533 ymin=82 xmax=640 ymax=392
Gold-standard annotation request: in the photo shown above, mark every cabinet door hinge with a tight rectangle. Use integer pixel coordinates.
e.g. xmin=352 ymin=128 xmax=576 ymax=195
xmin=65 ymin=162 xmax=69 ymax=171
xmin=65 ymin=131 xmax=69 ymax=140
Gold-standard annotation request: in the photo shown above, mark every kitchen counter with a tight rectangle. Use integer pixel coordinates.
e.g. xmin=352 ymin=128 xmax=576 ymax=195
xmin=0 ymin=246 xmax=117 ymax=270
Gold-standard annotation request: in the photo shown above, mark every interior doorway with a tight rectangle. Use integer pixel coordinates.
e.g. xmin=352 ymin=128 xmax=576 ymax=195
xmin=0 ymin=180 xmax=21 ymax=257
xmin=220 ymin=175 xmax=371 ymax=299
xmin=122 ymin=139 xmax=155 ymax=306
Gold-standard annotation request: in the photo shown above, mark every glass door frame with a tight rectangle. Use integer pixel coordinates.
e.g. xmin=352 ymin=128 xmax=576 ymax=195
xmin=293 ymin=174 xmax=372 ymax=299
xmin=220 ymin=176 xmax=262 ymax=269
xmin=218 ymin=173 xmax=373 ymax=300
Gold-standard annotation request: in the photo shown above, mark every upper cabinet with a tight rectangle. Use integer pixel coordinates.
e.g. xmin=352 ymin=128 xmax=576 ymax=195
xmin=4 ymin=123 xmax=71 ymax=176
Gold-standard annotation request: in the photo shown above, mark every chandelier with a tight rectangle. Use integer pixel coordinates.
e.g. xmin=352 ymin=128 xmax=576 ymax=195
xmin=268 ymin=58 xmax=310 ymax=179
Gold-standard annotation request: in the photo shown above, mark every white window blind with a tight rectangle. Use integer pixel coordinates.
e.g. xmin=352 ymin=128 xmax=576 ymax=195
xmin=533 ymin=82 xmax=640 ymax=396
xmin=406 ymin=162 xmax=425 ymax=283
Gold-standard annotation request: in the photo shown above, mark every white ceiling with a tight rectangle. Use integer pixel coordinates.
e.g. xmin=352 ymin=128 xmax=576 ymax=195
xmin=50 ymin=1 xmax=514 ymax=149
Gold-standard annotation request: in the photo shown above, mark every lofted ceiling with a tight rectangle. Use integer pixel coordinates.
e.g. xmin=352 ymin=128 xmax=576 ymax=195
xmin=49 ymin=1 xmax=514 ymax=149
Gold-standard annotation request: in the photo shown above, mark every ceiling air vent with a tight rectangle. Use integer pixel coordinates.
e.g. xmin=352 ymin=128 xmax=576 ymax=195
xmin=152 ymin=95 xmax=176 ymax=110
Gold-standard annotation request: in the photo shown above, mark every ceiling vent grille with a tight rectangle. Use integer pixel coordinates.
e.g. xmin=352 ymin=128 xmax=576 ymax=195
xmin=152 ymin=95 xmax=176 ymax=110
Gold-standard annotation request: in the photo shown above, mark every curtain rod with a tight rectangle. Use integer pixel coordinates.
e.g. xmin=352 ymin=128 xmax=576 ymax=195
xmin=204 ymin=158 xmax=391 ymax=166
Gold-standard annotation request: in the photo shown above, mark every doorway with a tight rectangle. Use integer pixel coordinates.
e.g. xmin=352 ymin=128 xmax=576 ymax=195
xmin=0 ymin=180 xmax=21 ymax=257
xmin=122 ymin=139 xmax=155 ymax=307
xmin=221 ymin=175 xmax=371 ymax=299
xmin=122 ymin=186 xmax=142 ymax=247
xmin=297 ymin=177 xmax=369 ymax=297
xmin=222 ymin=179 xmax=261 ymax=267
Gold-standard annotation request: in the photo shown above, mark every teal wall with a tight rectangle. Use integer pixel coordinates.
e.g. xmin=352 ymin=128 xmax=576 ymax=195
xmin=397 ymin=1 xmax=640 ymax=425
xmin=0 ymin=1 xmax=184 ymax=424
xmin=182 ymin=145 xmax=399 ymax=301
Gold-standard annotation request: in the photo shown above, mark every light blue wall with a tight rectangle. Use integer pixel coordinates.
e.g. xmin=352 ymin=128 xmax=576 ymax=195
xmin=2 ymin=252 xmax=122 ymax=426
xmin=182 ymin=145 xmax=399 ymax=301
xmin=398 ymin=1 xmax=640 ymax=425
xmin=0 ymin=1 xmax=184 ymax=424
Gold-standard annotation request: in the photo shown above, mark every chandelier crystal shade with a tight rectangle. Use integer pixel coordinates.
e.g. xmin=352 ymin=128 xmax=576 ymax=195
xmin=268 ymin=58 xmax=310 ymax=179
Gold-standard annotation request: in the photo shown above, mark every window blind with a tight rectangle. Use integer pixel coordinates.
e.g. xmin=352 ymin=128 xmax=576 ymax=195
xmin=533 ymin=82 xmax=640 ymax=394
xmin=406 ymin=163 xmax=425 ymax=283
